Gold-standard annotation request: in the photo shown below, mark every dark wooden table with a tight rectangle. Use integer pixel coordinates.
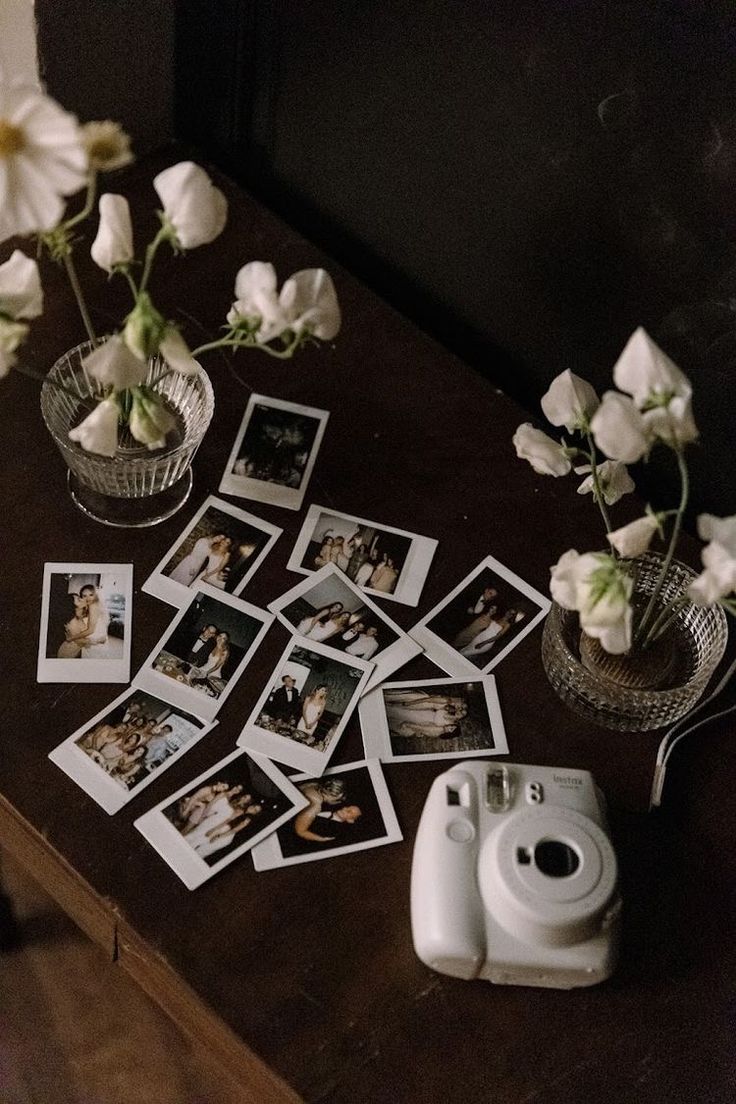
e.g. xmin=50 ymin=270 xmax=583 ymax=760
xmin=1 ymin=150 xmax=735 ymax=1104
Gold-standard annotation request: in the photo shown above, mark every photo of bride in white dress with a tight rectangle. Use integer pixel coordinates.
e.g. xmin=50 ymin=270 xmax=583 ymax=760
xmin=46 ymin=572 xmax=127 ymax=661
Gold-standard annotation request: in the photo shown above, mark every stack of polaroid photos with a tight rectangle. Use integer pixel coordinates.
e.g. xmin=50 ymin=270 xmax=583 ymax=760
xmin=45 ymin=394 xmax=550 ymax=890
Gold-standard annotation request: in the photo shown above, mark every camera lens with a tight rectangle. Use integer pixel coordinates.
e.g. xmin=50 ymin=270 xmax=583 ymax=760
xmin=534 ymin=839 xmax=580 ymax=878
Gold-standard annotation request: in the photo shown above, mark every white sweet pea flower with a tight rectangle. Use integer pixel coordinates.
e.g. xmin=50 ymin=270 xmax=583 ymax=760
xmin=512 ymin=423 xmax=571 ymax=476
xmin=0 ymin=78 xmax=87 ymax=241
xmin=81 ymin=334 xmax=148 ymax=390
xmin=0 ymin=317 xmax=28 ymax=377
xmin=550 ymin=549 xmax=633 ymax=654
xmin=575 ymin=460 xmax=634 ymax=505
xmin=606 ymin=514 xmax=660 ymax=558
xmin=68 ymin=396 xmax=120 ymax=456
xmin=541 ymin=369 xmax=599 ymax=432
xmin=128 ymin=388 xmax=176 ymax=450
xmin=641 ymin=394 xmax=699 ymax=449
xmin=90 ymin=193 xmax=134 ymax=273
xmin=0 ymin=249 xmax=43 ymax=318
xmin=613 ymin=327 xmax=691 ymax=408
xmin=159 ymin=327 xmax=200 ymax=376
xmin=687 ymin=514 xmax=736 ymax=606
xmin=153 ymin=161 xmax=227 ymax=249
xmin=279 ymin=268 xmax=341 ymax=340
xmin=590 ymin=391 xmax=649 ymax=462
xmin=227 ymin=261 xmax=288 ymax=343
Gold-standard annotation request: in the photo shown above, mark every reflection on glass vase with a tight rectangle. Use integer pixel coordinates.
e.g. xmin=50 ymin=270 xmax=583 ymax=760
xmin=41 ymin=340 xmax=214 ymax=528
xmin=541 ymin=552 xmax=728 ymax=732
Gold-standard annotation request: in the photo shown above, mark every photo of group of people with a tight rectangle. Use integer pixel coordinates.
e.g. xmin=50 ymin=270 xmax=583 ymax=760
xmin=49 ymin=688 xmax=215 ymax=814
xmin=38 ymin=563 xmax=133 ymax=684
xmin=410 ymin=555 xmax=550 ymax=676
xmin=360 ymin=675 xmax=507 ymax=762
xmin=288 ymin=505 xmax=438 ymax=606
xmin=252 ymin=761 xmax=402 ymax=869
xmin=134 ymin=749 xmax=307 ymax=888
xmin=136 ymin=589 xmax=272 ymax=722
xmin=219 ymin=394 xmax=329 ymax=510
xmin=239 ymin=639 xmax=373 ymax=772
xmin=143 ymin=495 xmax=281 ymax=607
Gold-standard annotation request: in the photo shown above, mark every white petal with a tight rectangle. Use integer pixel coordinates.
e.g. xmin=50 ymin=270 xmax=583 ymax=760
xmin=153 ymin=161 xmax=227 ymax=248
xmin=697 ymin=514 xmax=736 ymax=556
xmin=234 ymin=261 xmax=277 ymax=301
xmin=0 ymin=249 xmax=43 ymax=318
xmin=90 ymin=193 xmax=133 ymax=273
xmin=68 ymin=397 xmax=120 ymax=456
xmin=612 ymin=327 xmax=691 ymax=406
xmin=159 ymin=328 xmax=200 ymax=376
xmin=641 ymin=396 xmax=698 ymax=448
xmin=606 ymin=515 xmax=659 ymax=558
xmin=279 ymin=268 xmax=341 ymax=339
xmin=512 ymin=423 xmax=571 ymax=476
xmin=541 ymin=369 xmax=599 ymax=431
xmin=590 ymin=391 xmax=650 ymax=462
xmin=81 ymin=335 xmax=148 ymax=390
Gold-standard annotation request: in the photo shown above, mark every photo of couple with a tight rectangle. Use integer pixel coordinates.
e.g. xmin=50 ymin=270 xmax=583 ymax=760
xmin=162 ymin=504 xmax=274 ymax=594
xmin=74 ymin=691 xmax=207 ymax=794
xmin=46 ymin=571 xmax=126 ymax=661
xmin=152 ymin=593 xmax=264 ymax=700
xmin=252 ymin=761 xmax=403 ymax=869
xmin=230 ymin=402 xmax=321 ymax=490
xmin=303 ymin=513 xmax=411 ymax=596
xmin=161 ymin=754 xmax=298 ymax=867
xmin=426 ymin=568 xmax=536 ymax=668
xmin=383 ymin=681 xmax=501 ymax=757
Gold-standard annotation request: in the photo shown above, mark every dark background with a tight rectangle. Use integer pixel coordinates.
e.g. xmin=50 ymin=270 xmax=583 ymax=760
xmin=37 ymin=0 xmax=736 ymax=518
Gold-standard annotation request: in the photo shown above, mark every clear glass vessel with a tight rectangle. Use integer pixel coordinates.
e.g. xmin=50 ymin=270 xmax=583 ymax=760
xmin=541 ymin=552 xmax=729 ymax=731
xmin=41 ymin=340 xmax=214 ymax=528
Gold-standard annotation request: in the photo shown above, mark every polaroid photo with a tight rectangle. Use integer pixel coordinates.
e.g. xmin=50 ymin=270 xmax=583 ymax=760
xmin=218 ymin=393 xmax=329 ymax=511
xmin=252 ymin=759 xmax=402 ymax=870
xmin=134 ymin=586 xmax=273 ymax=722
xmin=409 ymin=555 xmax=551 ymax=677
xmin=287 ymin=504 xmax=438 ymax=607
xmin=268 ymin=563 xmax=423 ymax=694
xmin=142 ymin=495 xmax=281 ymax=608
xmin=48 ymin=687 xmax=217 ymax=815
xmin=359 ymin=675 xmax=508 ymax=763
xmin=134 ymin=748 xmax=308 ymax=890
xmin=37 ymin=563 xmax=133 ymax=684
xmin=237 ymin=637 xmax=374 ymax=773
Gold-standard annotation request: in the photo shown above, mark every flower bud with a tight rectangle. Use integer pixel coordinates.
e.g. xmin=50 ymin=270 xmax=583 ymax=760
xmin=512 ymin=423 xmax=571 ymax=476
xmin=541 ymin=369 xmax=599 ymax=432
xmin=0 ymin=250 xmax=43 ymax=319
xmin=123 ymin=293 xmax=166 ymax=360
xmin=128 ymin=388 xmax=176 ymax=450
xmin=0 ymin=317 xmax=29 ymax=378
xmin=91 ymin=194 xmax=134 ymax=273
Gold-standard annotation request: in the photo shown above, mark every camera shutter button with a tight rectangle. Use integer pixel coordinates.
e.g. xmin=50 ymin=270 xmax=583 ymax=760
xmin=447 ymin=819 xmax=475 ymax=843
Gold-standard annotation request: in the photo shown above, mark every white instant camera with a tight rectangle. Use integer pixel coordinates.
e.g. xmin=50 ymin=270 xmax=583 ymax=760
xmin=411 ymin=762 xmax=621 ymax=989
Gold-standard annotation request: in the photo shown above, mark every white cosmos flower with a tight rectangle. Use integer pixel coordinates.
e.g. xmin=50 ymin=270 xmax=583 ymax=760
xmin=590 ymin=391 xmax=650 ymax=462
xmin=575 ymin=460 xmax=634 ymax=505
xmin=228 ymin=261 xmax=288 ymax=343
xmin=0 ymin=249 xmax=43 ymax=318
xmin=153 ymin=161 xmax=227 ymax=249
xmin=81 ymin=334 xmax=148 ymax=390
xmin=541 ymin=369 xmax=599 ymax=432
xmin=81 ymin=120 xmax=133 ymax=172
xmin=68 ymin=396 xmax=120 ymax=456
xmin=606 ymin=514 xmax=659 ymax=558
xmin=512 ymin=423 xmax=571 ymax=476
xmin=550 ymin=549 xmax=633 ymax=654
xmin=686 ymin=514 xmax=736 ymax=606
xmin=159 ymin=327 xmax=200 ymax=376
xmin=90 ymin=193 xmax=134 ymax=273
xmin=279 ymin=268 xmax=341 ymax=340
xmin=0 ymin=317 xmax=28 ymax=377
xmin=0 ymin=79 xmax=87 ymax=242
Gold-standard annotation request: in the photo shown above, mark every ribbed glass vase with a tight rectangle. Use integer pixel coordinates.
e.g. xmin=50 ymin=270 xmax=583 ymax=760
xmin=41 ymin=340 xmax=214 ymax=528
xmin=541 ymin=552 xmax=728 ymax=732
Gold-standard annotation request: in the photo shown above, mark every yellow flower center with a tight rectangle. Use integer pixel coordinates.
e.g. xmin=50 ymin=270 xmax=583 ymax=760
xmin=0 ymin=119 xmax=25 ymax=157
xmin=87 ymin=135 xmax=119 ymax=165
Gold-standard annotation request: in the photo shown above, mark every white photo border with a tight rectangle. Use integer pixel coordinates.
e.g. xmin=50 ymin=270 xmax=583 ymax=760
xmin=286 ymin=504 xmax=438 ymax=607
xmin=237 ymin=635 xmax=374 ymax=773
xmin=252 ymin=759 xmax=402 ymax=870
xmin=134 ymin=748 xmax=309 ymax=890
xmin=48 ymin=686 xmax=217 ymax=815
xmin=218 ymin=393 xmax=329 ymax=511
xmin=267 ymin=563 xmax=423 ymax=694
xmin=359 ymin=674 xmax=508 ymax=763
xmin=141 ymin=494 xmax=282 ymax=608
xmin=134 ymin=584 xmax=274 ymax=723
xmin=37 ymin=562 xmax=134 ymax=684
xmin=409 ymin=554 xmax=551 ymax=676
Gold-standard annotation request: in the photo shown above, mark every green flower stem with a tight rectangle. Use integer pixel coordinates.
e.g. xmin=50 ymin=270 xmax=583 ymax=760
xmin=139 ymin=226 xmax=171 ymax=295
xmin=190 ymin=334 xmax=302 ymax=360
xmin=62 ymin=252 xmax=98 ymax=345
xmin=636 ymin=447 xmax=689 ymax=645
xmin=119 ymin=265 xmax=140 ymax=301
xmin=646 ymin=595 xmax=689 ymax=642
xmin=584 ymin=432 xmax=614 ymax=538
xmin=13 ymin=362 xmax=96 ymax=409
xmin=63 ymin=170 xmax=98 ymax=230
